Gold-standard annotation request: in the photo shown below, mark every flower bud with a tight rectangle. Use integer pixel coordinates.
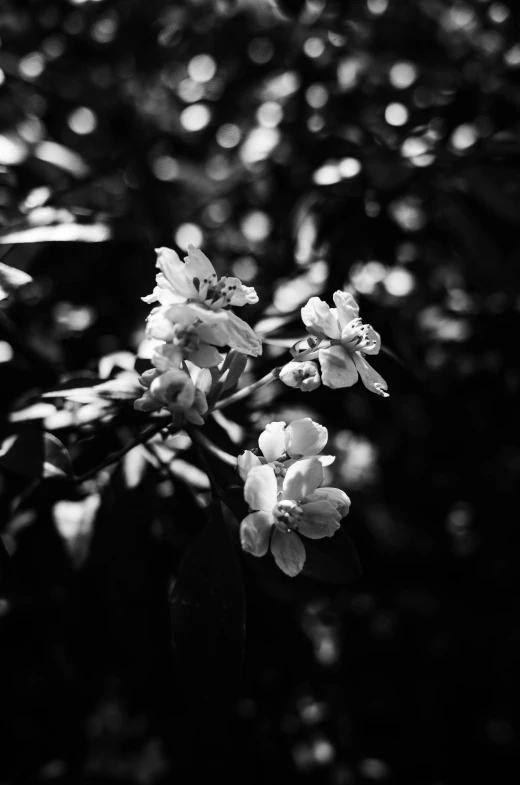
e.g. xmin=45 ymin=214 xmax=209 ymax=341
xmin=237 ymin=450 xmax=262 ymax=481
xmin=279 ymin=361 xmax=321 ymax=392
xmin=285 ymin=418 xmax=328 ymax=458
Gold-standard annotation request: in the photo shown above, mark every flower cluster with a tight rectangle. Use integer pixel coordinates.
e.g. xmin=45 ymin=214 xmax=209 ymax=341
xmin=279 ymin=291 xmax=389 ymax=397
xmin=238 ymin=418 xmax=350 ymax=577
xmin=135 ymin=245 xmax=262 ymax=421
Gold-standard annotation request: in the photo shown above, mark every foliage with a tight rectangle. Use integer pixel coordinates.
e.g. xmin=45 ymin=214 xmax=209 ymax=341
xmin=1 ymin=1 xmax=519 ymax=783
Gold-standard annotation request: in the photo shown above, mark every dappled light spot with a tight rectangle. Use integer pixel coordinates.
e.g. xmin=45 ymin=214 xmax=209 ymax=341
xmin=389 ymin=61 xmax=418 ymax=89
xmin=257 ymin=101 xmax=283 ymax=128
xmin=204 ymin=199 xmax=231 ymax=225
xmin=42 ymin=35 xmax=66 ymax=60
xmin=180 ymin=103 xmax=211 ymax=132
xmin=54 ymin=302 xmax=96 ymax=333
xmin=188 ymin=54 xmax=217 ymax=83
xmin=0 ymin=133 xmax=29 ymax=166
xmin=19 ymin=53 xmax=45 ymax=80
xmin=240 ymin=127 xmax=280 ymax=164
xmin=232 ymin=256 xmax=258 ymax=282
xmin=504 ymin=43 xmax=520 ymax=66
xmin=91 ymin=13 xmax=119 ymax=44
xmin=248 ymin=36 xmax=274 ymax=64
xmin=389 ymin=195 xmax=426 ymax=231
xmin=313 ymin=163 xmax=341 ymax=185
xmin=367 ymin=0 xmax=388 ymax=13
xmin=216 ymin=123 xmax=241 ymax=148
xmin=151 ymin=155 xmax=179 ymax=181
xmin=241 ymin=211 xmax=271 ymax=243
xmin=68 ymin=106 xmax=98 ymax=135
xmin=177 ymin=78 xmax=205 ymax=103
xmin=384 ymin=267 xmax=415 ymax=297
xmin=305 ymin=83 xmax=328 ymax=109
xmin=307 ymin=114 xmax=325 ymax=132
xmin=338 ymin=157 xmax=361 ymax=178
xmin=385 ymin=102 xmax=408 ymax=126
xmin=350 ymin=260 xmax=387 ymax=295
xmin=337 ymin=55 xmax=366 ymax=90
xmin=175 ymin=222 xmax=203 ymax=250
xmin=0 ymin=341 xmax=14 ymax=363
xmin=488 ymin=3 xmax=510 ymax=25
xmin=304 ymin=37 xmax=325 ymax=59
xmin=450 ymin=123 xmax=478 ymax=151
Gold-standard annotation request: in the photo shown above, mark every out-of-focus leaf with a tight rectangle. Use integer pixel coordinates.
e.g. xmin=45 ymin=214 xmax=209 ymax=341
xmin=0 ymin=261 xmax=33 ymax=301
xmin=33 ymin=141 xmax=90 ymax=178
xmin=0 ymin=432 xmax=73 ymax=480
xmin=170 ymin=500 xmax=245 ymax=752
xmin=301 ymin=528 xmax=362 ymax=584
xmin=0 ymin=221 xmax=111 ymax=244
xmin=43 ymin=373 xmax=142 ymax=402
xmin=9 ymin=402 xmax=57 ymax=423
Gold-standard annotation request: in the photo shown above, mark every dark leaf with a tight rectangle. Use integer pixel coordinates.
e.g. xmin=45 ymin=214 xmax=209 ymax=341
xmin=0 ymin=261 xmax=33 ymax=301
xmin=301 ymin=528 xmax=362 ymax=584
xmin=220 ymin=351 xmax=248 ymax=394
xmin=0 ymin=432 xmax=73 ymax=480
xmin=170 ymin=500 xmax=245 ymax=755
xmin=43 ymin=373 xmax=141 ymax=402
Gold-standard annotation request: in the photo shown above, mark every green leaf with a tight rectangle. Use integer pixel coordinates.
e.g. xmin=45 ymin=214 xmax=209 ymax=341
xmin=301 ymin=528 xmax=362 ymax=584
xmin=170 ymin=500 xmax=245 ymax=754
xmin=0 ymin=432 xmax=73 ymax=480
xmin=0 ymin=261 xmax=33 ymax=301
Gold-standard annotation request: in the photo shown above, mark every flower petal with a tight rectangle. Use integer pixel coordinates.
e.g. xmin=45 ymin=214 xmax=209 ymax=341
xmin=282 ymin=457 xmax=323 ymax=501
xmin=237 ymin=450 xmax=262 ymax=481
xmin=332 ymin=291 xmax=359 ymax=329
xmin=184 ymin=245 xmax=217 ymax=283
xmin=362 ymin=326 xmax=381 ymax=355
xmin=244 ymin=464 xmax=278 ymax=511
xmin=319 ymin=345 xmax=358 ymax=389
xmin=298 ymin=501 xmax=341 ymax=539
xmin=156 ymin=247 xmax=196 ymax=299
xmin=259 ymin=421 xmax=287 ymax=463
xmin=301 ymin=297 xmax=341 ymax=339
xmin=152 ymin=344 xmax=183 ymax=372
xmin=285 ymin=418 xmax=328 ymax=458
xmin=240 ymin=511 xmax=273 ymax=557
xmin=196 ymin=321 xmax=230 ymax=346
xmin=221 ymin=311 xmax=262 ymax=356
xmin=270 ymin=529 xmax=306 ymax=577
xmin=352 ymin=352 xmax=389 ymax=397
xmin=189 ymin=344 xmax=223 ymax=368
xmin=304 ymin=487 xmax=351 ymax=518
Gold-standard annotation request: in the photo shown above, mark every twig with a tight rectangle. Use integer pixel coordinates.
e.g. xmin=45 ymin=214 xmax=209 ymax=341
xmin=192 ymin=431 xmax=237 ymax=468
xmin=211 ymin=368 xmax=281 ymax=411
xmin=75 ymin=419 xmax=169 ymax=483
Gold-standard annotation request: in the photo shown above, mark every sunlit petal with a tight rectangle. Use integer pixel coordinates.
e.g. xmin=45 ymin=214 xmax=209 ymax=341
xmin=282 ymin=457 xmax=323 ymax=501
xmin=319 ymin=345 xmax=358 ymax=389
xmin=270 ymin=529 xmax=306 ymax=577
xmin=240 ymin=511 xmax=273 ymax=556
xmin=285 ymin=417 xmax=328 ymax=457
xmin=301 ymin=297 xmax=340 ymax=339
xmin=156 ymin=247 xmax=196 ymax=299
xmin=305 ymin=487 xmax=351 ymax=517
xmin=352 ymin=352 xmax=389 ymax=397
xmin=332 ymin=291 xmax=359 ymax=329
xmin=244 ymin=464 xmax=278 ymax=511
xmin=362 ymin=325 xmax=381 ymax=355
xmin=259 ymin=421 xmax=287 ymax=462
xmin=184 ymin=245 xmax=217 ymax=283
xmin=237 ymin=450 xmax=262 ymax=481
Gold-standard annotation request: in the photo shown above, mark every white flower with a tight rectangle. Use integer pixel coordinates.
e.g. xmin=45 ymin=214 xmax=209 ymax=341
xmin=240 ymin=459 xmax=347 ymax=577
xmin=279 ymin=360 xmax=321 ymax=392
xmin=134 ymin=361 xmax=211 ymax=425
xmin=237 ymin=418 xmax=332 ymax=482
xmin=300 ymin=291 xmax=389 ymax=396
xmin=144 ymin=245 xmax=259 ymax=310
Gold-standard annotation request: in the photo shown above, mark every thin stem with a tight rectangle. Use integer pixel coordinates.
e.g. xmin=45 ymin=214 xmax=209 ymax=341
xmin=187 ymin=428 xmax=223 ymax=499
xmin=211 ymin=368 xmax=281 ymax=411
xmin=75 ymin=419 xmax=169 ymax=483
xmin=192 ymin=431 xmax=237 ymax=467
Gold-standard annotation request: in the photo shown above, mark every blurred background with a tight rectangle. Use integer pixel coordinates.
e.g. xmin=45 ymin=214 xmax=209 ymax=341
xmin=1 ymin=0 xmax=520 ymax=782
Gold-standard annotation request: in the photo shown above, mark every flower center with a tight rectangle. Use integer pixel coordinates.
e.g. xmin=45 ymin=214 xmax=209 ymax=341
xmin=171 ymin=324 xmax=200 ymax=354
xmin=273 ymin=500 xmax=303 ymax=532
xmin=340 ymin=318 xmax=376 ymax=353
